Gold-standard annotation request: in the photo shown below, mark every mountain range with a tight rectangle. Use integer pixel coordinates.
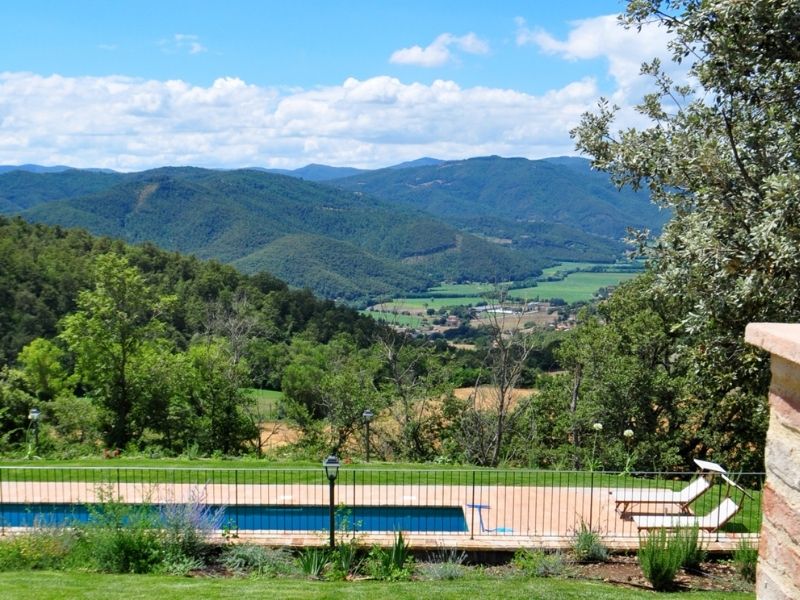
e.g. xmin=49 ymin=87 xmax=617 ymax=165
xmin=0 ymin=156 xmax=665 ymax=302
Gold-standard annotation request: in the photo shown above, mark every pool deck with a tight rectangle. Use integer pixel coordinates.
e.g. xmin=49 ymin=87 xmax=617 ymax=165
xmin=0 ymin=481 xmax=756 ymax=551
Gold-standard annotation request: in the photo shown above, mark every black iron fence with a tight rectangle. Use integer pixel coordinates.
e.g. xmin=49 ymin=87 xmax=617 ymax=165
xmin=0 ymin=466 xmax=763 ymax=545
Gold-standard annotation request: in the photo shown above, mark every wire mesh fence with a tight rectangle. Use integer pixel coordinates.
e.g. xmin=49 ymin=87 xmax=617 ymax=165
xmin=0 ymin=466 xmax=763 ymax=545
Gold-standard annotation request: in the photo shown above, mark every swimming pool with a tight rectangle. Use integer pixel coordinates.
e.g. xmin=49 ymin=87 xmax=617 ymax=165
xmin=0 ymin=503 xmax=468 ymax=533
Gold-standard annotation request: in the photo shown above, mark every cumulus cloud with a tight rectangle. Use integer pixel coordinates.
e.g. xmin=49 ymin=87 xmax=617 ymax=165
xmin=390 ymin=32 xmax=489 ymax=67
xmin=0 ymin=71 xmax=605 ymax=170
xmin=515 ymin=14 xmax=685 ymax=101
xmin=161 ymin=33 xmax=207 ymax=55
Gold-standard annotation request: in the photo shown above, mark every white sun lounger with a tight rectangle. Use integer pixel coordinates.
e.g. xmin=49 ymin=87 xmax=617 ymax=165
xmin=613 ymin=476 xmax=711 ymax=516
xmin=633 ymin=498 xmax=741 ymax=532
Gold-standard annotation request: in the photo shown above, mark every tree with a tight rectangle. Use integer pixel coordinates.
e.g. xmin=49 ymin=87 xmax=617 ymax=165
xmin=455 ymin=291 xmax=539 ymax=466
xmin=186 ymin=338 xmax=257 ymax=455
xmin=570 ymin=0 xmax=799 ymax=469
xmin=376 ymin=333 xmax=453 ymax=462
xmin=17 ymin=337 xmax=71 ymax=401
xmin=60 ymin=254 xmax=174 ymax=449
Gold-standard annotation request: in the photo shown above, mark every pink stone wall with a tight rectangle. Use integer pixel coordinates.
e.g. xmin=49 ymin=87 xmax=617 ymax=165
xmin=745 ymin=323 xmax=800 ymax=600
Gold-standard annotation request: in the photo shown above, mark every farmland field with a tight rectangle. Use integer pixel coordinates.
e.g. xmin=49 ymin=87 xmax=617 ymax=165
xmin=244 ymin=388 xmax=282 ymax=417
xmin=361 ymin=310 xmax=426 ymax=327
xmin=366 ymin=263 xmax=644 ymax=316
xmin=508 ymin=271 xmax=640 ymax=303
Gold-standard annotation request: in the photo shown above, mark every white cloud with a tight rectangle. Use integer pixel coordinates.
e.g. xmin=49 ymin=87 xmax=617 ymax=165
xmin=161 ymin=33 xmax=207 ymax=55
xmin=0 ymin=71 xmax=607 ymax=170
xmin=0 ymin=17 xmax=685 ymax=172
xmin=515 ymin=14 xmax=686 ymax=102
xmin=390 ymin=32 xmax=489 ymax=67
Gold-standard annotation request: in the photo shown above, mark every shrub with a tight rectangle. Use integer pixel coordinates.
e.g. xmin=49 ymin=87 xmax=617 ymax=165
xmin=328 ymin=539 xmax=361 ymax=580
xmin=571 ymin=520 xmax=608 ymax=563
xmin=366 ymin=532 xmax=413 ymax=581
xmin=734 ymin=539 xmax=758 ymax=583
xmin=675 ymin=525 xmax=706 ymax=571
xmin=418 ymin=546 xmax=467 ymax=581
xmin=513 ymin=548 xmax=569 ymax=578
xmin=222 ymin=543 xmax=295 ymax=577
xmin=0 ymin=527 xmax=77 ymax=571
xmin=297 ymin=547 xmax=329 ymax=578
xmin=72 ymin=489 xmax=163 ymax=574
xmin=638 ymin=529 xmax=684 ymax=591
xmin=160 ymin=487 xmax=225 ymax=562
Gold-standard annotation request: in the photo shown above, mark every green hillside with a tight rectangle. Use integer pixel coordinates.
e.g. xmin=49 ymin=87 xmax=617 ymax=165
xmin=329 ymin=155 xmax=667 ymax=240
xmin=4 ymin=167 xmax=546 ymax=301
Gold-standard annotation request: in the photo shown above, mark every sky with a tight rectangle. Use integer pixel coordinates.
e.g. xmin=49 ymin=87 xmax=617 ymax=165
xmin=0 ymin=1 xmax=684 ymax=171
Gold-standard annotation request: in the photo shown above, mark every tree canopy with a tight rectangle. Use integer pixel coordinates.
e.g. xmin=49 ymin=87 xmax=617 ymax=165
xmin=568 ymin=0 xmax=800 ymax=469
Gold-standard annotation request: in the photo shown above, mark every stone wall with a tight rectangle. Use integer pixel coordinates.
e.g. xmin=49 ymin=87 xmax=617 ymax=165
xmin=745 ymin=323 xmax=800 ymax=599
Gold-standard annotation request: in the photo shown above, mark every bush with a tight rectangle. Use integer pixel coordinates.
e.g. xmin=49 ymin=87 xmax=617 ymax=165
xmin=418 ymin=546 xmax=467 ymax=580
xmin=328 ymin=539 xmax=362 ymax=580
xmin=734 ymin=539 xmax=758 ymax=583
xmin=222 ymin=543 xmax=295 ymax=577
xmin=366 ymin=531 xmax=413 ymax=581
xmin=571 ymin=520 xmax=608 ymax=563
xmin=160 ymin=487 xmax=225 ymax=562
xmin=638 ymin=529 xmax=684 ymax=591
xmin=675 ymin=525 xmax=706 ymax=571
xmin=513 ymin=548 xmax=569 ymax=578
xmin=0 ymin=527 xmax=77 ymax=571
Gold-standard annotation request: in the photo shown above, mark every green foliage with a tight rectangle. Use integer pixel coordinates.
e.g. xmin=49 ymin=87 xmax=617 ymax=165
xmin=328 ymin=540 xmax=362 ymax=580
xmin=418 ymin=547 xmax=467 ymax=581
xmin=637 ymin=529 xmax=684 ymax=591
xmin=297 ymin=547 xmax=329 ymax=578
xmin=0 ymin=527 xmax=77 ymax=571
xmin=366 ymin=532 xmax=413 ymax=581
xmin=59 ymin=253 xmax=174 ymax=449
xmin=512 ymin=548 xmax=570 ymax=578
xmin=675 ymin=526 xmax=706 ymax=571
xmin=159 ymin=487 xmax=225 ymax=563
xmin=74 ymin=496 xmax=164 ymax=574
xmin=733 ymin=539 xmax=758 ymax=584
xmin=571 ymin=521 xmax=608 ymax=563
xmin=572 ymin=0 xmax=800 ymax=471
xmin=221 ymin=544 xmax=296 ymax=577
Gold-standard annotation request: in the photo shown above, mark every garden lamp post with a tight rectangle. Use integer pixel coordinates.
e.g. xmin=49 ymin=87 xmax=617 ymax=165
xmin=362 ymin=408 xmax=374 ymax=463
xmin=28 ymin=408 xmax=41 ymax=453
xmin=323 ymin=455 xmax=340 ymax=549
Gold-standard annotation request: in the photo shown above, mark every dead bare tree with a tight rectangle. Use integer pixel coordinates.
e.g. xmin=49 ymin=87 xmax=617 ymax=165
xmin=457 ymin=288 xmax=538 ymax=466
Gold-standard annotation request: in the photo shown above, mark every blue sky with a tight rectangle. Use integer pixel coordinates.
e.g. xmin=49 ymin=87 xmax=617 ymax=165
xmin=0 ymin=1 xmax=680 ymax=170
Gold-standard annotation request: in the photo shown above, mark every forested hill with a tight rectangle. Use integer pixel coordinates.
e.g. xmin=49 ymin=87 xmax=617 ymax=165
xmin=1 ymin=167 xmax=551 ymax=302
xmin=328 ymin=155 xmax=668 ymax=240
xmin=0 ymin=216 xmax=382 ymax=366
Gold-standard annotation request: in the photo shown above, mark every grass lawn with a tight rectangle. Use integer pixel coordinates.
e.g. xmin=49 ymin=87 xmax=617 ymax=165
xmin=0 ymin=571 xmax=754 ymax=600
xmin=243 ymin=389 xmax=283 ymax=417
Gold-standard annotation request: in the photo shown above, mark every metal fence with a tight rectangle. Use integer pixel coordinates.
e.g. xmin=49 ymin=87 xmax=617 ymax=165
xmin=0 ymin=466 xmax=763 ymax=549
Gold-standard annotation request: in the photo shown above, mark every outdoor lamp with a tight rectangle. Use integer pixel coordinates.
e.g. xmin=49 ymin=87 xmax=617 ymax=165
xmin=362 ymin=409 xmax=374 ymax=463
xmin=323 ymin=455 xmax=341 ymax=481
xmin=28 ymin=407 xmax=41 ymax=456
xmin=323 ymin=455 xmax=341 ymax=548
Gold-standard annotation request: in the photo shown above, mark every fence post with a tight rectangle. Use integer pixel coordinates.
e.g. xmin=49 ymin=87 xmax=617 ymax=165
xmin=588 ymin=469 xmax=595 ymax=531
xmin=116 ymin=468 xmax=121 ymax=499
xmin=470 ymin=470 xmax=476 ymax=540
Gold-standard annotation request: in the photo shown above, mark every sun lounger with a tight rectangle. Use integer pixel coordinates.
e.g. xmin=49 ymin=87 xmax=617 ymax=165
xmin=613 ymin=476 xmax=711 ymax=516
xmin=633 ymin=498 xmax=740 ymax=532
xmin=466 ymin=503 xmax=513 ymax=533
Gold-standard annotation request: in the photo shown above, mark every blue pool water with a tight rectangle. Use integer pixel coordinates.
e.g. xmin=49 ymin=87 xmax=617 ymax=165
xmin=0 ymin=503 xmax=468 ymax=533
